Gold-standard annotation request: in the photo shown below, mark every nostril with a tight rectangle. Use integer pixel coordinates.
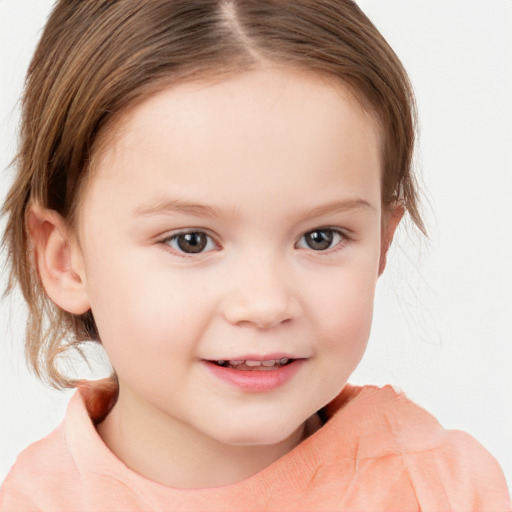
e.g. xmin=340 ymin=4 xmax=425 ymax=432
xmin=224 ymin=306 xmax=294 ymax=329
xmin=222 ymin=280 xmax=301 ymax=329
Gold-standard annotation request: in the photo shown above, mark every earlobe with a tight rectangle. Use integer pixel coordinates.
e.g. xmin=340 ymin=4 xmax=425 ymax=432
xmin=27 ymin=204 xmax=90 ymax=315
xmin=378 ymin=203 xmax=404 ymax=276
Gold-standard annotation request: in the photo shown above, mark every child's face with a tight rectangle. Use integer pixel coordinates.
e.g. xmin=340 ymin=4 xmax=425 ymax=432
xmin=74 ymin=67 xmax=392 ymax=446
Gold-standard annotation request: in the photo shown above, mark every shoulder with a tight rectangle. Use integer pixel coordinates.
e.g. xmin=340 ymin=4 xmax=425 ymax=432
xmin=324 ymin=385 xmax=511 ymax=510
xmin=0 ymin=380 xmax=136 ymax=512
xmin=325 ymin=384 xmax=450 ymax=457
xmin=0 ymin=386 xmax=101 ymax=512
xmin=0 ymin=421 xmax=77 ymax=511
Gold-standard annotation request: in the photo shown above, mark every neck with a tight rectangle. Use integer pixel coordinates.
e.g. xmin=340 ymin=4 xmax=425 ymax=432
xmin=96 ymin=384 xmax=319 ymax=489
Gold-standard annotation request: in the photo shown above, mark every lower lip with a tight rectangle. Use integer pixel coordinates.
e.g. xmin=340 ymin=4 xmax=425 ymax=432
xmin=204 ymin=360 xmax=304 ymax=392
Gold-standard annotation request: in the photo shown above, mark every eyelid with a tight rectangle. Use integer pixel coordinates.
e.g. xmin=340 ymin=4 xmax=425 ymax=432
xmin=295 ymin=227 xmax=351 ymax=253
xmin=159 ymin=228 xmax=220 ymax=257
xmin=156 ymin=226 xmax=351 ymax=257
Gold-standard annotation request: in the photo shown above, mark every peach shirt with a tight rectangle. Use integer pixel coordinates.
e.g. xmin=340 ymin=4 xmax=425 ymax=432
xmin=1 ymin=382 xmax=509 ymax=511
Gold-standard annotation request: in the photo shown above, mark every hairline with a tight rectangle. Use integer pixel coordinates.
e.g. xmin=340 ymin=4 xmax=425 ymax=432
xmin=70 ymin=61 xmax=386 ymax=235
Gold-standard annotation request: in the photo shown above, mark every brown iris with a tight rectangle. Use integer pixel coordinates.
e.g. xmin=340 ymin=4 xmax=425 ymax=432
xmin=176 ymin=232 xmax=208 ymax=253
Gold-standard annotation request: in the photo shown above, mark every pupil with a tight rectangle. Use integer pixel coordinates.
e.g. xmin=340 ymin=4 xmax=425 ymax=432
xmin=177 ymin=233 xmax=207 ymax=253
xmin=307 ymin=230 xmax=333 ymax=250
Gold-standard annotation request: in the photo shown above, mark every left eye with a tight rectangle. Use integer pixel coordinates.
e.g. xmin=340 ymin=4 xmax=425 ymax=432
xmin=164 ymin=232 xmax=216 ymax=254
xmin=297 ymin=229 xmax=343 ymax=251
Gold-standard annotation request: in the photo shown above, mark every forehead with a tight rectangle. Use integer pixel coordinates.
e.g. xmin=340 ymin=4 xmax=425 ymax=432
xmin=82 ymin=66 xmax=382 ymax=220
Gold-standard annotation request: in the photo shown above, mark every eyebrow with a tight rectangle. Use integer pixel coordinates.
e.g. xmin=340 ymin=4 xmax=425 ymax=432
xmin=133 ymin=197 xmax=221 ymax=218
xmin=301 ymin=199 xmax=375 ymax=218
xmin=132 ymin=197 xmax=374 ymax=219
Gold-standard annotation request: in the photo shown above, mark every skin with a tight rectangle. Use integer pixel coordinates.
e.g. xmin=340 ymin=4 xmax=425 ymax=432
xmin=30 ymin=66 xmax=402 ymax=489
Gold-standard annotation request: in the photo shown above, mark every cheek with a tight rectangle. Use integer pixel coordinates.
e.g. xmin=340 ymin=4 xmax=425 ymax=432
xmin=309 ymin=258 xmax=378 ymax=334
xmin=308 ymin=273 xmax=377 ymax=379
xmin=83 ymin=249 xmax=209 ymax=366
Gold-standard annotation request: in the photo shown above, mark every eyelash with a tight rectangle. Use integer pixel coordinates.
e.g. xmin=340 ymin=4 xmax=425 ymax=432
xmin=161 ymin=230 xmax=218 ymax=256
xmin=296 ymin=228 xmax=349 ymax=253
xmin=159 ymin=228 xmax=350 ymax=257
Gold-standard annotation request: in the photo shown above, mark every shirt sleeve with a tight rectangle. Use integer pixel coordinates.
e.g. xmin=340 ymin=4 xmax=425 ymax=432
xmin=0 ymin=480 xmax=41 ymax=512
xmin=410 ymin=430 xmax=511 ymax=512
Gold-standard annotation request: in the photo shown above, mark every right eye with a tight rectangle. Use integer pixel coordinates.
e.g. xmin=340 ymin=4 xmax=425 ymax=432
xmin=163 ymin=231 xmax=217 ymax=254
xmin=296 ymin=228 xmax=345 ymax=252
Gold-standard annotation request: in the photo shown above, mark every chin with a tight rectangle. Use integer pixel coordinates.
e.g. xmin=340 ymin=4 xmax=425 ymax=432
xmin=211 ymin=419 xmax=303 ymax=448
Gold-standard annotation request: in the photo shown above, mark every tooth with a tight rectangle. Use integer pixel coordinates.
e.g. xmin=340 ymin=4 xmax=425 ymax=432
xmin=280 ymin=358 xmax=290 ymax=364
xmin=217 ymin=360 xmax=225 ymax=365
xmin=228 ymin=360 xmax=244 ymax=366
xmin=262 ymin=360 xmax=276 ymax=367
xmin=245 ymin=360 xmax=262 ymax=367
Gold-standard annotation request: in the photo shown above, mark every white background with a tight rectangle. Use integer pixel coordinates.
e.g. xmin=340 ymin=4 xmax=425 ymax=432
xmin=1 ymin=0 xmax=511 ymax=490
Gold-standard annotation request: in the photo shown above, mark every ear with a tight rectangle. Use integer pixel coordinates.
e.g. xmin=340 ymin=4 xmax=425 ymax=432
xmin=378 ymin=203 xmax=404 ymax=276
xmin=26 ymin=204 xmax=90 ymax=315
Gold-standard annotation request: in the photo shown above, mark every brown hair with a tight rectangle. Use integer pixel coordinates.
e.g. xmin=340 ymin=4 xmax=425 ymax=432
xmin=2 ymin=0 xmax=424 ymax=389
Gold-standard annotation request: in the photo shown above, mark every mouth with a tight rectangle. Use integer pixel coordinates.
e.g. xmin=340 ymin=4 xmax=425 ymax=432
xmin=204 ymin=356 xmax=304 ymax=392
xmin=210 ymin=358 xmax=294 ymax=371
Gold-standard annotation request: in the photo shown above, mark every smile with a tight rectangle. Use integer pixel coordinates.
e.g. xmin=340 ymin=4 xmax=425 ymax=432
xmin=204 ymin=357 xmax=304 ymax=392
xmin=212 ymin=358 xmax=292 ymax=371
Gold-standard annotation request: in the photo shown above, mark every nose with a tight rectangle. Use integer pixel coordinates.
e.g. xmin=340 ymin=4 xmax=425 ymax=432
xmin=222 ymin=255 xmax=301 ymax=329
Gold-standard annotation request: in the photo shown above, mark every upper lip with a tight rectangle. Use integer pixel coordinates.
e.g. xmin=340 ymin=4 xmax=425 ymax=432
xmin=204 ymin=353 xmax=301 ymax=362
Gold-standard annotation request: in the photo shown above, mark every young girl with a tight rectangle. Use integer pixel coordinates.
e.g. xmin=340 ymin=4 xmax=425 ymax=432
xmin=0 ymin=0 xmax=510 ymax=510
